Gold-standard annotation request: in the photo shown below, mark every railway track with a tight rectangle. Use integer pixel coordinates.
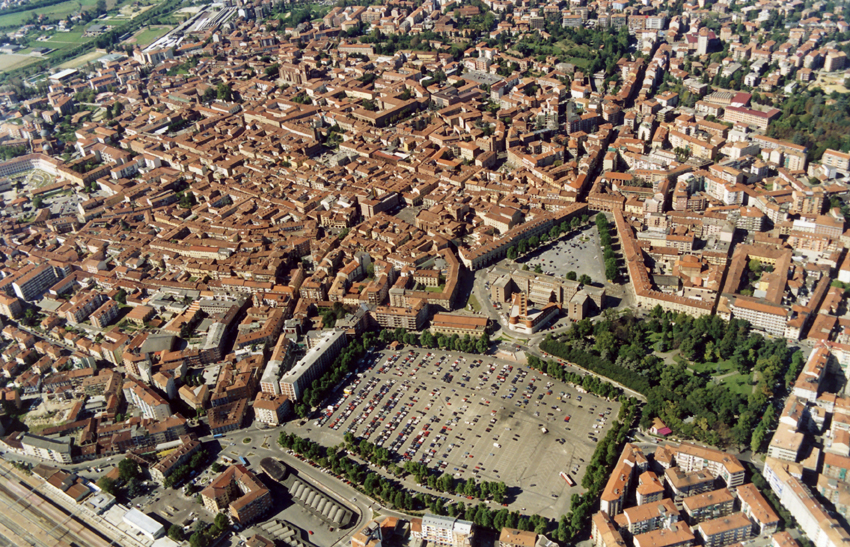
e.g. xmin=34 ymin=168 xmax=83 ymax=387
xmin=0 ymin=474 xmax=114 ymax=547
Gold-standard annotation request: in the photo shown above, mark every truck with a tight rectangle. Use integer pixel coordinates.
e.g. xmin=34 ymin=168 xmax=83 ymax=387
xmin=541 ymin=427 xmax=548 ymax=434
xmin=560 ymin=472 xmax=575 ymax=486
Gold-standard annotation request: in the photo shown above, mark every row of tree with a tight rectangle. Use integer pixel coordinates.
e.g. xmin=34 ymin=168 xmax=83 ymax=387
xmin=378 ymin=328 xmax=490 ymax=355
xmin=164 ymin=448 xmax=208 ymax=488
xmin=296 ymin=331 xmax=377 ymax=415
xmin=596 ymin=214 xmax=619 ymax=281
xmin=526 ymin=353 xmax=623 ymax=400
xmin=278 ymin=431 xmax=547 ymax=534
xmin=556 ymin=399 xmax=640 ymax=541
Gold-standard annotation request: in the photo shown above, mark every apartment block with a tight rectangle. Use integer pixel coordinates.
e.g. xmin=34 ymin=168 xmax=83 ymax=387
xmin=280 ymin=329 xmax=347 ymax=401
xmin=682 ymin=488 xmax=735 ymax=524
xmin=697 ymin=513 xmax=752 ymax=547
xmin=664 ymin=467 xmax=716 ymax=498
xmin=736 ymin=483 xmax=780 ymax=536
xmin=672 ymin=443 xmax=745 ymax=487
xmin=636 ymin=471 xmax=665 ymax=505
xmin=13 ymin=263 xmax=59 ymax=301
xmin=632 ymin=524 xmax=694 ymax=547
xmin=411 ymin=514 xmax=474 ymax=547
xmin=123 ymin=380 xmax=172 ymax=420
xmin=601 ymin=444 xmax=649 ymax=515
xmin=253 ymin=392 xmax=292 ymax=426
xmin=201 ymin=464 xmax=272 ymax=525
xmin=615 ymin=498 xmax=680 ymax=537
xmin=150 ymin=436 xmax=201 ymax=484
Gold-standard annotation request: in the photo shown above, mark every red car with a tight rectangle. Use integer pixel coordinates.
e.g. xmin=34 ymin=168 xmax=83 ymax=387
xmin=564 ymin=415 xmax=571 ymax=422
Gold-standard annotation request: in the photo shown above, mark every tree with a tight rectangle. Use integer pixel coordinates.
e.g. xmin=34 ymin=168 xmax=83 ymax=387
xmin=119 ymin=458 xmax=139 ymax=482
xmin=168 ymin=524 xmax=184 ymax=542
xmin=216 ymin=83 xmax=232 ymax=102
xmin=190 ymin=531 xmax=209 ymax=547
xmin=96 ymin=477 xmax=116 ymax=495
xmin=595 ymin=331 xmax=616 ymax=356
xmin=115 ymin=289 xmax=126 ymax=306
xmin=566 ymin=271 xmax=577 ymax=281
xmin=476 ymin=333 xmax=489 ymax=354
xmin=421 ymin=330 xmax=435 ymax=348
xmin=579 ymin=274 xmax=592 ymax=285
xmin=202 ymin=87 xmax=217 ymax=103
xmin=32 ymin=195 xmax=43 ymax=209
xmin=605 ymin=258 xmax=618 ymax=281
xmin=214 ymin=513 xmax=229 ymax=532
xmin=507 ymin=246 xmax=517 ymax=260
xmin=126 ymin=477 xmax=143 ymax=498
xmin=534 ymin=264 xmax=543 ymax=274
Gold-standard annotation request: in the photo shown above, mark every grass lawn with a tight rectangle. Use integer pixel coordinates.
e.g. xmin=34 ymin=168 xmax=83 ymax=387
xmin=719 ymin=373 xmax=754 ymax=396
xmin=424 ymin=284 xmax=445 ymax=293
xmin=129 ymin=25 xmax=172 ymax=46
xmin=466 ymin=293 xmax=481 ymax=312
xmin=0 ymin=0 xmax=100 ymax=28
xmin=688 ymin=359 xmax=737 ymax=375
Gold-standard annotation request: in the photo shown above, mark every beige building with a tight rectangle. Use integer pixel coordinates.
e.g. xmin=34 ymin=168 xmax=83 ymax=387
xmin=697 ymin=513 xmax=752 ymax=547
xmin=201 ymin=464 xmax=272 ymax=525
xmin=682 ymin=488 xmax=735 ymax=524
xmin=253 ymin=392 xmax=292 ymax=426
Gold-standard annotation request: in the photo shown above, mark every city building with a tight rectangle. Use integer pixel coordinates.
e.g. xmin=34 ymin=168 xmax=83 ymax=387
xmin=411 ymin=515 xmax=475 ymax=547
xmin=253 ymin=392 xmax=292 ymax=425
xmin=279 ymin=329 xmax=348 ymax=401
xmin=201 ymin=464 xmax=272 ymax=525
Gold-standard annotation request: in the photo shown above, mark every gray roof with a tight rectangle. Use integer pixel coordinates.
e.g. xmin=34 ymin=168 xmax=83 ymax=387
xmin=20 ymin=433 xmax=71 ymax=453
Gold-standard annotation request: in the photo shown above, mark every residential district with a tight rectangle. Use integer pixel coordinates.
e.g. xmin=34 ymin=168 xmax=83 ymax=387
xmin=0 ymin=0 xmax=849 ymax=546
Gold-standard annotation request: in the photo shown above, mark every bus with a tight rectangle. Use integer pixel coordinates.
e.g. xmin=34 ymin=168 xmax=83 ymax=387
xmin=213 ymin=434 xmax=224 ymax=439
xmin=560 ymin=472 xmax=574 ymax=486
xmin=239 ymin=456 xmax=248 ymax=466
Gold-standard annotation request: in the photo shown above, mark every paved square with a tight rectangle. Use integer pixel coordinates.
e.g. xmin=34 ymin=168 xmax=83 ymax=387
xmin=516 ymin=225 xmax=606 ymax=285
xmin=284 ymin=348 xmax=620 ymax=518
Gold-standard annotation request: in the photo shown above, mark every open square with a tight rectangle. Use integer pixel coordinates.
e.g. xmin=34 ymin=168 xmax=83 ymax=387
xmin=281 ymin=348 xmax=620 ymax=519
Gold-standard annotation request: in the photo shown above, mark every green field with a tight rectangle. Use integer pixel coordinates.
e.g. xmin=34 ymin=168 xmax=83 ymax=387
xmin=0 ymin=0 xmax=100 ymax=28
xmin=687 ymin=359 xmax=737 ymax=375
xmin=129 ymin=25 xmax=171 ymax=46
xmin=718 ymin=372 xmax=754 ymax=396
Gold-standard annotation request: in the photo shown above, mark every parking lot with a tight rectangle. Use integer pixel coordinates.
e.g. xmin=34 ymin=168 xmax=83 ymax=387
xmin=517 ymin=226 xmax=606 ymax=285
xmin=288 ymin=348 xmax=620 ymax=517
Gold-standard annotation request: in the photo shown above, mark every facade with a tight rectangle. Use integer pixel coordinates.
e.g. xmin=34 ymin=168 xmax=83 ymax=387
xmin=13 ymin=264 xmax=59 ymax=301
xmin=672 ymin=443 xmax=745 ymax=487
xmin=20 ymin=433 xmax=72 ymax=463
xmin=150 ymin=437 xmax=201 ymax=484
xmin=430 ymin=313 xmax=489 ymax=337
xmin=682 ymin=489 xmax=735 ymax=524
xmin=253 ymin=392 xmax=292 ymax=425
xmin=412 ymin=515 xmax=474 ymax=547
xmin=123 ymin=381 xmax=172 ymax=420
xmin=201 ymin=464 xmax=272 ymax=525
xmin=697 ymin=513 xmax=753 ymax=547
xmin=279 ymin=329 xmax=348 ymax=401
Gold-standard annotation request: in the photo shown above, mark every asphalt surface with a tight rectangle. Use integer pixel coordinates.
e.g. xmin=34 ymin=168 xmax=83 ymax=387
xmin=280 ymin=348 xmax=620 ymax=519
